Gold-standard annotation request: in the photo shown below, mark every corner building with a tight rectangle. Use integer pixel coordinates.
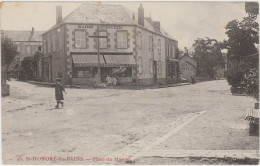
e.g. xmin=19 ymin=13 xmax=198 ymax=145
xmin=42 ymin=3 xmax=179 ymax=85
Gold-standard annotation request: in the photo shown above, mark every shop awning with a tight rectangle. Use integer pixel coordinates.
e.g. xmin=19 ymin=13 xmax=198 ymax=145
xmin=72 ymin=54 xmax=105 ymax=67
xmin=104 ymin=55 xmax=136 ymax=66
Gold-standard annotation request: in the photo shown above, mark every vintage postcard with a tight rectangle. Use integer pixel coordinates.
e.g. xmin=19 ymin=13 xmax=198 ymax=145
xmin=1 ymin=1 xmax=259 ymax=165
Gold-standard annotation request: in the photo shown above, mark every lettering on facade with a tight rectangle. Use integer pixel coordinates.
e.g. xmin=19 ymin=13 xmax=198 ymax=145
xmin=78 ymin=25 xmax=122 ymax=30
xmin=78 ymin=25 xmax=94 ymax=29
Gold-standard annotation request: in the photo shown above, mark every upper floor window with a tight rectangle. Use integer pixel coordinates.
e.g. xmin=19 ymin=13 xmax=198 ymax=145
xmin=17 ymin=45 xmax=20 ymax=52
xmin=48 ymin=38 xmax=51 ymax=53
xmin=172 ymin=46 xmax=176 ymax=58
xmin=158 ymin=39 xmax=161 ymax=54
xmin=167 ymin=45 xmax=170 ymax=56
xmin=117 ymin=31 xmax=128 ymax=49
xmin=99 ymin=31 xmax=108 ymax=49
xmin=137 ymin=32 xmax=142 ymax=49
xmin=149 ymin=36 xmax=153 ymax=52
xmin=75 ymin=30 xmax=86 ymax=48
xmin=44 ymin=41 xmax=47 ymax=53
xmin=53 ymin=36 xmax=56 ymax=51
xmin=26 ymin=46 xmax=31 ymax=54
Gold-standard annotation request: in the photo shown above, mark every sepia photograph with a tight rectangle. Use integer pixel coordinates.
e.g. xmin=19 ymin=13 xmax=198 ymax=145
xmin=1 ymin=1 xmax=259 ymax=165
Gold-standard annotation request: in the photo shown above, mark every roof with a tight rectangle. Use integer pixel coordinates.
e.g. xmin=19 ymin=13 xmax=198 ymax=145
xmin=179 ymin=54 xmax=197 ymax=67
xmin=2 ymin=30 xmax=44 ymax=42
xmin=46 ymin=3 xmax=176 ymax=41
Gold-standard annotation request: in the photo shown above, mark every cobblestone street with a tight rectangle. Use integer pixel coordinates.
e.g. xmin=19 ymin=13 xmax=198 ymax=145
xmin=2 ymin=80 xmax=259 ymax=164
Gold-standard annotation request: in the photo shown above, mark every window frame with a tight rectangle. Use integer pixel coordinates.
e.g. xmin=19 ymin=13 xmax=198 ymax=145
xmin=116 ymin=30 xmax=128 ymax=49
xmin=74 ymin=30 xmax=87 ymax=49
xmin=149 ymin=36 xmax=153 ymax=52
xmin=99 ymin=31 xmax=108 ymax=49
xmin=26 ymin=46 xmax=31 ymax=54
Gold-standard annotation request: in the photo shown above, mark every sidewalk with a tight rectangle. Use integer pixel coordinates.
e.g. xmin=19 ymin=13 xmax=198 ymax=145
xmin=27 ymin=80 xmax=190 ymax=90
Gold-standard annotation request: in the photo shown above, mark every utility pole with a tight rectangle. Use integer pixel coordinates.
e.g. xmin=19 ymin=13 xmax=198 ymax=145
xmin=89 ymin=25 xmax=108 ymax=83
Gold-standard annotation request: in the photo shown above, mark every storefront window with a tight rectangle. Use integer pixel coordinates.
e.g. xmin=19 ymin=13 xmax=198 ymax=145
xmin=73 ymin=67 xmax=95 ymax=78
xmin=75 ymin=30 xmax=86 ymax=48
xmin=117 ymin=31 xmax=128 ymax=49
xmin=112 ymin=67 xmax=132 ymax=77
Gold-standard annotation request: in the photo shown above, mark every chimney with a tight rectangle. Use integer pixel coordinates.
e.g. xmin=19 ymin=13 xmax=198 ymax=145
xmin=29 ymin=27 xmax=34 ymax=41
xmin=138 ymin=4 xmax=144 ymax=26
xmin=56 ymin=5 xmax=62 ymax=24
xmin=153 ymin=21 xmax=160 ymax=33
xmin=184 ymin=47 xmax=188 ymax=54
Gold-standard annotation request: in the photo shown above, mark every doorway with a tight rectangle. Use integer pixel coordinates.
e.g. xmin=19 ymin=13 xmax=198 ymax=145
xmin=153 ymin=61 xmax=157 ymax=83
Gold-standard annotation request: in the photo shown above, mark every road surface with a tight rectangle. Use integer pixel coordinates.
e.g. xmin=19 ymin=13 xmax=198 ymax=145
xmin=2 ymin=80 xmax=258 ymax=164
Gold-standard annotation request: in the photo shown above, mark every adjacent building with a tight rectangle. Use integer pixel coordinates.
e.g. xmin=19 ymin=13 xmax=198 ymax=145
xmin=1 ymin=28 xmax=44 ymax=64
xmin=179 ymin=50 xmax=197 ymax=82
xmin=42 ymin=3 xmax=179 ymax=85
xmin=1 ymin=28 xmax=44 ymax=79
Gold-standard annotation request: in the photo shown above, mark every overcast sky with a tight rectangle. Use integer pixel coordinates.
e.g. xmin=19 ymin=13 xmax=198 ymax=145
xmin=1 ymin=1 xmax=250 ymax=49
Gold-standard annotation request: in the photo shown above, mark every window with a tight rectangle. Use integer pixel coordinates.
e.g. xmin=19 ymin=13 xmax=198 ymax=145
xmin=75 ymin=30 xmax=86 ymax=48
xmin=137 ymin=32 xmax=142 ymax=49
xmin=48 ymin=38 xmax=51 ymax=53
xmin=167 ymin=45 xmax=170 ymax=56
xmin=38 ymin=46 xmax=42 ymax=51
xmin=26 ymin=46 xmax=31 ymax=54
xmin=172 ymin=46 xmax=176 ymax=58
xmin=17 ymin=46 xmax=20 ymax=52
xmin=52 ymin=36 xmax=56 ymax=51
xmin=73 ymin=67 xmax=93 ymax=78
xmin=158 ymin=39 xmax=161 ymax=54
xmin=99 ymin=31 xmax=107 ymax=49
xmin=149 ymin=36 xmax=153 ymax=52
xmin=117 ymin=31 xmax=128 ymax=49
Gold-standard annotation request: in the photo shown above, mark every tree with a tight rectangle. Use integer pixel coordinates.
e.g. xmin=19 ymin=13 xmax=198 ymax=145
xmin=19 ymin=51 xmax=43 ymax=80
xmin=225 ymin=17 xmax=259 ymax=62
xmin=224 ymin=17 xmax=259 ymax=100
xmin=1 ymin=37 xmax=18 ymax=67
xmin=1 ymin=37 xmax=18 ymax=83
xmin=192 ymin=38 xmax=224 ymax=79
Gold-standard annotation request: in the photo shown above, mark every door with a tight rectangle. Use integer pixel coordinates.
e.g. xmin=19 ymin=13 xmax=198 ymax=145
xmin=153 ymin=61 xmax=157 ymax=83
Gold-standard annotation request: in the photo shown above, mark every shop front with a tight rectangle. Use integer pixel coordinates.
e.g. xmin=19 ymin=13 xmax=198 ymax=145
xmin=71 ymin=54 xmax=136 ymax=85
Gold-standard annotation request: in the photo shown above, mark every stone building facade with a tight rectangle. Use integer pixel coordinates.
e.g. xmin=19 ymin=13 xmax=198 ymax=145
xmin=179 ymin=54 xmax=197 ymax=82
xmin=42 ymin=3 xmax=179 ymax=85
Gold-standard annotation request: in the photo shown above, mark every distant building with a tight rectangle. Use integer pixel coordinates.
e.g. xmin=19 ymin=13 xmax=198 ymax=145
xmin=1 ymin=28 xmax=44 ymax=64
xmin=1 ymin=28 xmax=44 ymax=79
xmin=42 ymin=3 xmax=179 ymax=85
xmin=179 ymin=51 xmax=197 ymax=82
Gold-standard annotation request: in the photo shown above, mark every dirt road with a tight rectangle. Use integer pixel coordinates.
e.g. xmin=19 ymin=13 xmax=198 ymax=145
xmin=1 ymin=80 xmax=258 ymax=164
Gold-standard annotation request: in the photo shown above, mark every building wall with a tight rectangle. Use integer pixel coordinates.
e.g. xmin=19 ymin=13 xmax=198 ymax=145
xmin=42 ymin=24 xmax=66 ymax=83
xmin=43 ymin=23 xmax=178 ymax=85
xmin=179 ymin=55 xmax=197 ymax=82
xmin=15 ymin=41 xmax=42 ymax=63
xmin=65 ymin=24 xmax=136 ymax=84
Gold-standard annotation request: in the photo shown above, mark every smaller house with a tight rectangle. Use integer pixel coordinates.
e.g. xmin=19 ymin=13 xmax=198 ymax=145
xmin=1 ymin=28 xmax=44 ymax=80
xmin=179 ymin=53 xmax=197 ymax=82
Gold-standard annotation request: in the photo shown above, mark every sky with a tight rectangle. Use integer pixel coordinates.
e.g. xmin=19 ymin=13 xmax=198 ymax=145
xmin=0 ymin=1 xmax=250 ymax=49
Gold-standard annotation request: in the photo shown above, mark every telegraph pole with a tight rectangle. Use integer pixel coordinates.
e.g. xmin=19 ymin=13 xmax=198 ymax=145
xmin=89 ymin=25 xmax=108 ymax=83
